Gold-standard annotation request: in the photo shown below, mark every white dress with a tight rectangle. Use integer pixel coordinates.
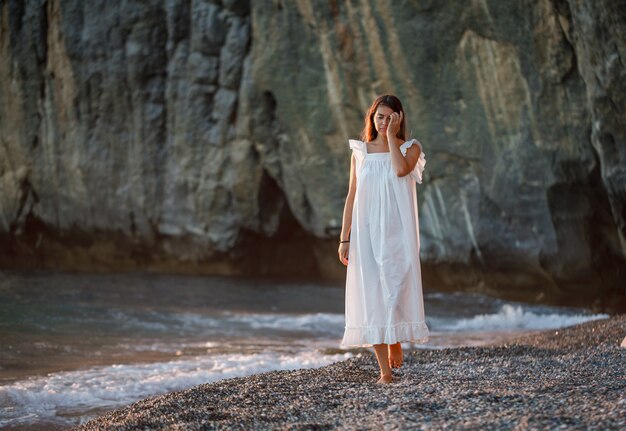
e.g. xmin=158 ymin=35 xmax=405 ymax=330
xmin=341 ymin=138 xmax=430 ymax=347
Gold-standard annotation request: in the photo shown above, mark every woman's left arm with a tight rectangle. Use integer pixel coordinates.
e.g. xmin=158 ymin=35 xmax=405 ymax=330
xmin=387 ymin=111 xmax=422 ymax=177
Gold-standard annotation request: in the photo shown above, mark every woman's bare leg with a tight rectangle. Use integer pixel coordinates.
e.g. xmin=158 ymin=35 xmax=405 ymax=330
xmin=388 ymin=342 xmax=403 ymax=368
xmin=373 ymin=344 xmax=393 ymax=384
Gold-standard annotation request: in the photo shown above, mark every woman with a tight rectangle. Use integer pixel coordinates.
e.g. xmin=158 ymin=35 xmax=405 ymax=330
xmin=338 ymin=94 xmax=429 ymax=384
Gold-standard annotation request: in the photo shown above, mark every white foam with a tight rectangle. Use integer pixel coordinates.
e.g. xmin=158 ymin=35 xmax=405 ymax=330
xmin=0 ymin=349 xmax=352 ymax=428
xmin=431 ymin=304 xmax=609 ymax=332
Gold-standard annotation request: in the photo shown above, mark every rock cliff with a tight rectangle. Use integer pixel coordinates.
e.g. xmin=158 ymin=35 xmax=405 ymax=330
xmin=1 ymin=0 xmax=624 ymax=310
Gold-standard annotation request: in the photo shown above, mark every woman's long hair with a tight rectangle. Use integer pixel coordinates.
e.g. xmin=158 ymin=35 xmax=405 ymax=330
xmin=359 ymin=94 xmax=406 ymax=142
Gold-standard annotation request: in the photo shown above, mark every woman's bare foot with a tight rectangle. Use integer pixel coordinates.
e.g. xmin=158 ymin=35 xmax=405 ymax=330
xmin=373 ymin=344 xmax=393 ymax=384
xmin=376 ymin=374 xmax=393 ymax=384
xmin=388 ymin=343 xmax=403 ymax=368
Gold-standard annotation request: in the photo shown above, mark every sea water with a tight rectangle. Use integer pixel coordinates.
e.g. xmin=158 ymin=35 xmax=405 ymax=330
xmin=0 ymin=270 xmax=608 ymax=430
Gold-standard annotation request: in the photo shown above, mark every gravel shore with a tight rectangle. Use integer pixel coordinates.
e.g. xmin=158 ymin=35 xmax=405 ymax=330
xmin=75 ymin=315 xmax=626 ymax=430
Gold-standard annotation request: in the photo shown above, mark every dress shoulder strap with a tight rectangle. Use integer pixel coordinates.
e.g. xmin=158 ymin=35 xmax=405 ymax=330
xmin=400 ymin=139 xmax=427 ymax=184
xmin=348 ymin=139 xmax=367 ymax=154
xmin=348 ymin=139 xmax=367 ymax=176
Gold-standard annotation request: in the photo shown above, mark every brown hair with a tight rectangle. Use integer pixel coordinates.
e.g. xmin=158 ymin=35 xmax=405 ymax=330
xmin=359 ymin=94 xmax=406 ymax=142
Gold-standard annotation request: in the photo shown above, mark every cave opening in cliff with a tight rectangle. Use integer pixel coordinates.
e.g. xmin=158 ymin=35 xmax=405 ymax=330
xmin=234 ymin=168 xmax=320 ymax=279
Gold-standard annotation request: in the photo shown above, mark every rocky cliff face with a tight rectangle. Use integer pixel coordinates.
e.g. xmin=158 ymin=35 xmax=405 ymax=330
xmin=1 ymin=0 xmax=624 ymax=310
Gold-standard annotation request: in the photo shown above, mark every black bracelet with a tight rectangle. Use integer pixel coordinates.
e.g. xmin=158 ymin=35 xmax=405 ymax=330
xmin=339 ymin=240 xmax=350 ymax=243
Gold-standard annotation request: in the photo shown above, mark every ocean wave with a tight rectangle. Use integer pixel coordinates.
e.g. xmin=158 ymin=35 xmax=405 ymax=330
xmin=105 ymin=305 xmax=609 ymax=339
xmin=430 ymin=304 xmax=609 ymax=332
xmin=231 ymin=312 xmax=345 ymax=334
xmin=107 ymin=309 xmax=346 ymax=337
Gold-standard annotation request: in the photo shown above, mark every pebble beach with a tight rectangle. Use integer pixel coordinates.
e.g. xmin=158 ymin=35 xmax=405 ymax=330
xmin=75 ymin=315 xmax=625 ymax=430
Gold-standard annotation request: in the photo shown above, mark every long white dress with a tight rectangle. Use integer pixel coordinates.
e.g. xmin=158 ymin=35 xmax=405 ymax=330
xmin=340 ymin=138 xmax=430 ymax=347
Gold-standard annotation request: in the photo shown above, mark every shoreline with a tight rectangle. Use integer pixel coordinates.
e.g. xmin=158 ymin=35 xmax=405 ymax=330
xmin=75 ymin=315 xmax=626 ymax=430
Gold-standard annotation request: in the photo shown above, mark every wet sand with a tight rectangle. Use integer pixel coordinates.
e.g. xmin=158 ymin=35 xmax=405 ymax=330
xmin=75 ymin=315 xmax=626 ymax=430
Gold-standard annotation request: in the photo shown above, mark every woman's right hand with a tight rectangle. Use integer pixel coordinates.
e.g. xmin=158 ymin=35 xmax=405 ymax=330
xmin=338 ymin=242 xmax=350 ymax=266
xmin=386 ymin=110 xmax=403 ymax=141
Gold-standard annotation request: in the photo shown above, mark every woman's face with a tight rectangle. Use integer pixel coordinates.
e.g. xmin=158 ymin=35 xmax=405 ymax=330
xmin=373 ymin=105 xmax=395 ymax=136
